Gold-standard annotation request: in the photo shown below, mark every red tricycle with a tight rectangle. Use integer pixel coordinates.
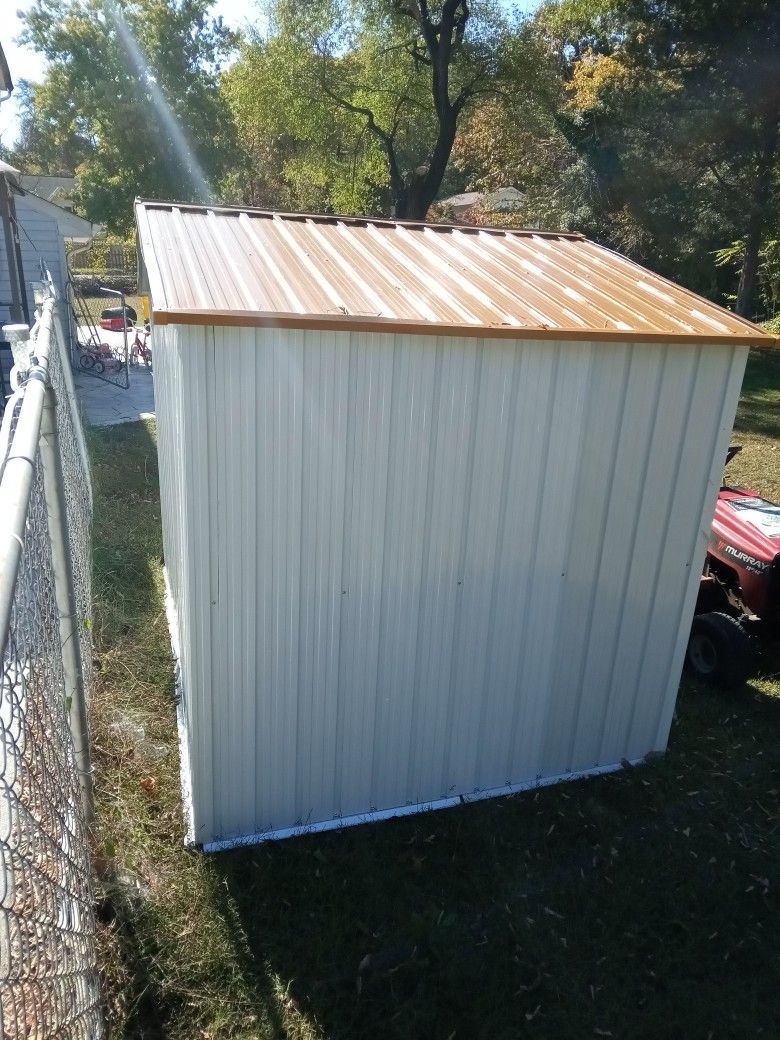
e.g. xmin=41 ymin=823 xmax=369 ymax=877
xmin=78 ymin=337 xmax=125 ymax=375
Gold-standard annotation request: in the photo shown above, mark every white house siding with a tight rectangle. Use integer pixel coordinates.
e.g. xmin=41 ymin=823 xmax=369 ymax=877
xmin=0 ymin=194 xmax=68 ymax=328
xmin=155 ymin=323 xmax=747 ymax=847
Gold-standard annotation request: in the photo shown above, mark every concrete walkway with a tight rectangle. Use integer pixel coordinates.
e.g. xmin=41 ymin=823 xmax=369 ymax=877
xmin=74 ymin=366 xmax=155 ymax=426
xmin=74 ymin=325 xmax=156 ymax=426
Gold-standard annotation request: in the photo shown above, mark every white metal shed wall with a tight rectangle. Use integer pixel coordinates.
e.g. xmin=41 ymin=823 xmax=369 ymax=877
xmin=154 ymin=322 xmax=746 ymax=847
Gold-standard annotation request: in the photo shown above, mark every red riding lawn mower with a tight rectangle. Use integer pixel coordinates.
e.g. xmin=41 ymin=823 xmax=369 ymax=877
xmin=686 ymin=446 xmax=780 ymax=688
xmin=99 ymin=302 xmax=137 ymax=332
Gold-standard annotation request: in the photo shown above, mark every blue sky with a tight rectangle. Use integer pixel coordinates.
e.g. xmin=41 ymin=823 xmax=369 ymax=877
xmin=0 ymin=0 xmax=540 ymax=149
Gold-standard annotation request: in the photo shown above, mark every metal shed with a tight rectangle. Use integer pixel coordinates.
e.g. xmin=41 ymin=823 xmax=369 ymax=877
xmin=135 ymin=200 xmax=773 ymax=851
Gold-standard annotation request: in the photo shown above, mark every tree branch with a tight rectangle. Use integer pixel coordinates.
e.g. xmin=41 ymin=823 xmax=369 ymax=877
xmin=392 ymin=1 xmax=422 ymax=24
xmin=452 ymin=69 xmax=487 ymax=113
xmin=320 ymin=86 xmax=389 ymax=142
xmin=319 ymin=85 xmax=404 ymax=193
xmin=706 ymin=162 xmax=740 ymax=195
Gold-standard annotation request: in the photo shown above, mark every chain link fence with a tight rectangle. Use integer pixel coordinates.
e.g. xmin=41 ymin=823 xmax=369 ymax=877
xmin=1 ymin=290 xmax=103 ymax=1038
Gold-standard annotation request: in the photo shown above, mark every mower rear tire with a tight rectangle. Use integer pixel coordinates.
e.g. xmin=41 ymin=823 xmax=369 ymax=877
xmin=100 ymin=304 xmax=137 ymax=324
xmin=686 ymin=612 xmax=753 ymax=689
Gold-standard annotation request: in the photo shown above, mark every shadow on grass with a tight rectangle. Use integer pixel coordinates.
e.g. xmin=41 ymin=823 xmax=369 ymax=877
xmin=210 ymin=675 xmax=780 ymax=1040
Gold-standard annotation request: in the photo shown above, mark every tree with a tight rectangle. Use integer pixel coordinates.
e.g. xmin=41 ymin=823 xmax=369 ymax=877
xmin=10 ymin=76 xmax=93 ymax=175
xmin=618 ymin=0 xmax=780 ymax=317
xmin=19 ymin=0 xmax=239 ymax=232
xmin=548 ymin=0 xmax=780 ymax=316
xmin=225 ymin=0 xmax=505 ymax=219
xmin=451 ymin=16 xmax=605 ymax=233
xmin=453 ymin=0 xmax=780 ymax=316
xmin=223 ymin=33 xmax=391 ymax=214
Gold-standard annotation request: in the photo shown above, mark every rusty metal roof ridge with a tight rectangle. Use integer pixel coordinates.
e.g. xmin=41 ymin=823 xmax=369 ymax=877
xmin=134 ymin=198 xmax=584 ymax=240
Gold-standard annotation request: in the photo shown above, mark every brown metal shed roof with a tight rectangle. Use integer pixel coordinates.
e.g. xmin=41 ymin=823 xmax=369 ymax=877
xmin=135 ymin=200 xmax=775 ymax=346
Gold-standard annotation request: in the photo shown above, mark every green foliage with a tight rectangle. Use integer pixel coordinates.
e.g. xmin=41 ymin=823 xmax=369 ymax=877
xmin=14 ymin=0 xmax=780 ymax=311
xmin=223 ymin=0 xmax=507 ymax=217
xmin=10 ymin=75 xmax=93 ymax=175
xmin=17 ymin=0 xmax=239 ymax=232
xmin=223 ymin=32 xmax=392 ymax=214
xmin=717 ymin=239 xmax=780 ymax=315
xmin=453 ymin=0 xmax=780 ymax=314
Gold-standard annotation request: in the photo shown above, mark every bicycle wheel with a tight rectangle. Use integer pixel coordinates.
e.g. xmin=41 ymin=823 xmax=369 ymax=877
xmin=79 ymin=353 xmax=95 ymax=370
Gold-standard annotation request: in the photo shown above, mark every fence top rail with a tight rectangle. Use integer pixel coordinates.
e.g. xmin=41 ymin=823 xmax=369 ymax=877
xmin=0 ymin=294 xmax=56 ymax=652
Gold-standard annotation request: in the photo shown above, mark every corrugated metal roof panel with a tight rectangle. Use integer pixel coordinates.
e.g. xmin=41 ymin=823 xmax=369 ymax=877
xmin=135 ymin=200 xmax=775 ymax=345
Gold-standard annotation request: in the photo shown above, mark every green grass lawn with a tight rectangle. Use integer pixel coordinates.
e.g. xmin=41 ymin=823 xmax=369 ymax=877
xmin=89 ymin=349 xmax=780 ymax=1040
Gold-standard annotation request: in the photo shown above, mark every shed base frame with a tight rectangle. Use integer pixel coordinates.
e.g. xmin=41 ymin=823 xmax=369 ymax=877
xmin=198 ymin=759 xmax=641 ymax=853
xmin=163 ymin=567 xmax=196 ymax=846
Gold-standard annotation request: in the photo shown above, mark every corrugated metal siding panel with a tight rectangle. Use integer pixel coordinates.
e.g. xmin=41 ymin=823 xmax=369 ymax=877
xmin=152 ymin=321 xmax=189 ymax=758
xmin=153 ymin=324 xmax=184 ymax=605
xmin=153 ymin=321 xmax=218 ymax=834
xmin=15 ymin=196 xmax=67 ymax=315
xmin=136 ymin=203 xmax=773 ymax=346
xmin=639 ymin=347 xmax=747 ymax=755
xmin=0 ymin=197 xmax=67 ymax=327
xmin=160 ymin=325 xmax=747 ymax=844
xmin=184 ymin=327 xmax=218 ymax=834
xmin=0 ymin=217 xmax=10 ymax=325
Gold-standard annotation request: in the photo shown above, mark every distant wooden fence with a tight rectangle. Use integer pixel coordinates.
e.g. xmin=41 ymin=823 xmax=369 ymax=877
xmin=66 ymin=241 xmax=136 ymax=277
xmin=66 ymin=241 xmax=137 ymax=294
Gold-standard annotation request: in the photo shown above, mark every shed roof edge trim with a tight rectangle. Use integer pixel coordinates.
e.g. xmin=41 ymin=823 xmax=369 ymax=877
xmin=151 ymin=307 xmax=777 ymax=346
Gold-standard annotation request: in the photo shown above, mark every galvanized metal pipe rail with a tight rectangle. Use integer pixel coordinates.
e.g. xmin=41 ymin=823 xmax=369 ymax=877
xmin=0 ymin=329 xmax=47 ymax=643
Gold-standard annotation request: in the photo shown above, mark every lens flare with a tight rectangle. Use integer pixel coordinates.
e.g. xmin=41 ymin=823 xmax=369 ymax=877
xmin=105 ymin=0 xmax=214 ymax=202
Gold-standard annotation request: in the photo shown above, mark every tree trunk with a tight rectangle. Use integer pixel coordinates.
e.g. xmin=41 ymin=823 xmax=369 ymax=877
xmin=394 ymin=164 xmax=432 ymax=219
xmin=389 ymin=0 xmax=468 ymax=220
xmin=736 ymin=208 xmax=766 ymax=319
xmin=393 ymin=109 xmax=458 ymax=219
xmin=736 ymin=107 xmax=779 ymax=318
